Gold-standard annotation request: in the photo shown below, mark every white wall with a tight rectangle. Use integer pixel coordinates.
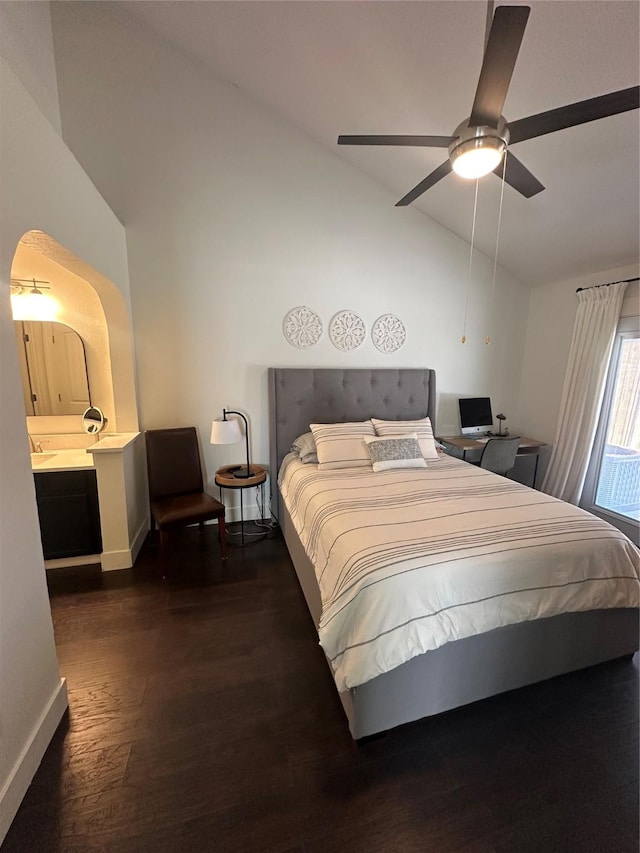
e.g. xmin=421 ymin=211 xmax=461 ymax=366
xmin=0 ymin=21 xmax=133 ymax=839
xmin=518 ymin=262 xmax=640 ymax=480
xmin=52 ymin=2 xmax=531 ymax=509
xmin=0 ymin=0 xmax=61 ymax=133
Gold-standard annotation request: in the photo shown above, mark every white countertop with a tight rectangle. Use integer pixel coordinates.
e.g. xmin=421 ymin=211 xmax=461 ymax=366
xmin=30 ymin=448 xmax=95 ymax=473
xmin=89 ymin=432 xmax=140 ymax=453
xmin=30 ymin=433 xmax=141 ymax=472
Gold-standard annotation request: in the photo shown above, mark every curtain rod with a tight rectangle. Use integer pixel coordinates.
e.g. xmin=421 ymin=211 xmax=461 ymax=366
xmin=576 ymin=276 xmax=639 ymax=292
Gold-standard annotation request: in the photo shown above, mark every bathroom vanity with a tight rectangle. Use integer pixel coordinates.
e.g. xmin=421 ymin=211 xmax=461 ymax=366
xmin=34 ymin=469 xmax=101 ymax=560
xmin=31 ymin=447 xmax=101 ymax=561
xmin=17 ymin=315 xmax=148 ymax=571
xmin=30 ymin=434 xmax=148 ymax=570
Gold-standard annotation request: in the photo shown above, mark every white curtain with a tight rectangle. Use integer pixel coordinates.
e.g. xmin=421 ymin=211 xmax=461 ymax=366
xmin=542 ymin=281 xmax=627 ymax=504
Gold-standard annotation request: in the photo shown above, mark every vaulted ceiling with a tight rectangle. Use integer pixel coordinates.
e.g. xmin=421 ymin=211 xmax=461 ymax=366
xmin=120 ymin=0 xmax=639 ymax=285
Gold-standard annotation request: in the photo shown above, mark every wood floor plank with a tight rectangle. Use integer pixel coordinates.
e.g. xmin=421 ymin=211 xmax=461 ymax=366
xmin=3 ymin=526 xmax=638 ymax=853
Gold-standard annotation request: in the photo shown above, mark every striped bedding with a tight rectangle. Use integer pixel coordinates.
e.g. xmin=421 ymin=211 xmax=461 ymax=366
xmin=279 ymin=452 xmax=640 ymax=692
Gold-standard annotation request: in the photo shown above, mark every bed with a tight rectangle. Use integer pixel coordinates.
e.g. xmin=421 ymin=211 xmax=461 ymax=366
xmin=268 ymin=367 xmax=639 ymax=739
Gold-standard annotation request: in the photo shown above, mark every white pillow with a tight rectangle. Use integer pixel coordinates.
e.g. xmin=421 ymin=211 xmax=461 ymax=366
xmin=310 ymin=421 xmax=375 ymax=470
xmin=364 ymin=434 xmax=427 ymax=472
xmin=371 ymin=417 xmax=439 ymax=460
xmin=291 ymin=432 xmax=318 ymax=464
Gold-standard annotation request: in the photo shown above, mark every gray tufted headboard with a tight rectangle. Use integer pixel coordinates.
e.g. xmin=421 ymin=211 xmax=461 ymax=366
xmin=268 ymin=368 xmax=436 ymax=518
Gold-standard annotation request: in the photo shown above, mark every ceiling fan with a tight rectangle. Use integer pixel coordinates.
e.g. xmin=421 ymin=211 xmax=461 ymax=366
xmin=338 ymin=3 xmax=640 ymax=206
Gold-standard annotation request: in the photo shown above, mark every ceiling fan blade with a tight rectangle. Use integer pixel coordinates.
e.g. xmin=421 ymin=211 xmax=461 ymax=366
xmin=469 ymin=5 xmax=530 ymax=128
xmin=483 ymin=1 xmax=495 ymax=51
xmin=494 ymin=150 xmax=544 ymax=197
xmin=395 ymin=160 xmax=452 ymax=206
xmin=508 ymin=86 xmax=640 ymax=144
xmin=338 ymin=135 xmax=454 ymax=147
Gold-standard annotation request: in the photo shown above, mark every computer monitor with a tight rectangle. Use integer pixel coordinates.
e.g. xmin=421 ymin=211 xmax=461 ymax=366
xmin=458 ymin=397 xmax=493 ymax=436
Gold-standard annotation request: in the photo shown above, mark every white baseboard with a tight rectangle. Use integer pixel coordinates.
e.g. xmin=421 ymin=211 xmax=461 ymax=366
xmin=129 ymin=517 xmax=149 ymax=566
xmin=220 ymin=502 xmax=267 ymax=524
xmin=101 ymin=518 xmax=149 ymax=571
xmin=100 ymin=548 xmax=133 ymax=571
xmin=0 ymin=678 xmax=68 ymax=845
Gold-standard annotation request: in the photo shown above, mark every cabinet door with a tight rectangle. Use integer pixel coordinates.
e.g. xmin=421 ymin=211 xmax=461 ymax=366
xmin=34 ymin=471 xmax=102 ymax=559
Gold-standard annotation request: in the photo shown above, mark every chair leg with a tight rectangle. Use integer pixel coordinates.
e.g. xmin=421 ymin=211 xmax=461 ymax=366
xmin=218 ymin=516 xmax=227 ymax=560
xmin=155 ymin=526 xmax=172 ymax=581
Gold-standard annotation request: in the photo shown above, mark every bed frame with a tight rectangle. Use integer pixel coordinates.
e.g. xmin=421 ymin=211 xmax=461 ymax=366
xmin=268 ymin=367 xmax=639 ymax=739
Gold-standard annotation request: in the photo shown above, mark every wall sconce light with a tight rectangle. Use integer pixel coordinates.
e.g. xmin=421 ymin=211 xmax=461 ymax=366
xmin=10 ymin=278 xmax=57 ymax=321
xmin=210 ymin=408 xmax=252 ymax=479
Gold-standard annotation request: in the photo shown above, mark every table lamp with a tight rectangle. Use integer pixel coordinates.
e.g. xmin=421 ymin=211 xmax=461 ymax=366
xmin=210 ymin=409 xmax=252 ymax=478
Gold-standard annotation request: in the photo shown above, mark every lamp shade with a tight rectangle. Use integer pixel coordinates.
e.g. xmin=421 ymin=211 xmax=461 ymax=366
xmin=210 ymin=418 xmax=243 ymax=445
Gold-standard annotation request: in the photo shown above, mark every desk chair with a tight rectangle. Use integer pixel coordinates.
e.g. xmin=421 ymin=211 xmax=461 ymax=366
xmin=145 ymin=427 xmax=227 ymax=559
xmin=478 ymin=437 xmax=521 ymax=477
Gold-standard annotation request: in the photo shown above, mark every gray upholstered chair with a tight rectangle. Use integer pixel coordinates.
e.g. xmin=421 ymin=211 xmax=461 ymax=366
xmin=477 ymin=437 xmax=521 ymax=476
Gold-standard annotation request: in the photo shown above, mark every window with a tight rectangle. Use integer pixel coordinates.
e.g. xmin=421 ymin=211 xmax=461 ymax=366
xmin=581 ymin=316 xmax=640 ymax=542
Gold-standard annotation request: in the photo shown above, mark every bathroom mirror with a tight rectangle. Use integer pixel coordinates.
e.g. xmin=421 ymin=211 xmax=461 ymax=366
xmin=14 ymin=320 xmax=91 ymax=416
xmin=82 ymin=406 xmax=106 ymax=434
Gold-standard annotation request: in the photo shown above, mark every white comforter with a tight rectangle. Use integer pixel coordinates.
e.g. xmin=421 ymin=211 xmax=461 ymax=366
xmin=279 ymin=453 xmax=640 ymax=692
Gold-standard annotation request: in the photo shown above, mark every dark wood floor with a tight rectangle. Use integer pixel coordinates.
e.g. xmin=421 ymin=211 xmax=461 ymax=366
xmin=4 ymin=524 xmax=639 ymax=853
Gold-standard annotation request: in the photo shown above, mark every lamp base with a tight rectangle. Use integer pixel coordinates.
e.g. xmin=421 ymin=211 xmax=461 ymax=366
xmin=230 ymin=466 xmax=252 ymax=479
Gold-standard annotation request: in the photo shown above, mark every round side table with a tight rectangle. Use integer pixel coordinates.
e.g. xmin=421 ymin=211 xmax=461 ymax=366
xmin=214 ymin=464 xmax=267 ymax=545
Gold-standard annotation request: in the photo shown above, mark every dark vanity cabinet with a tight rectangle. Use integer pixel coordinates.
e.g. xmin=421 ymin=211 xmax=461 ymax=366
xmin=34 ymin=470 xmax=102 ymax=559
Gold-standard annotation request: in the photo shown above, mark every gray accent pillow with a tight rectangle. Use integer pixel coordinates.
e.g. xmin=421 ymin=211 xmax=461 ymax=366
xmin=364 ymin=434 xmax=427 ymax=472
xmin=291 ymin=432 xmax=318 ymax=464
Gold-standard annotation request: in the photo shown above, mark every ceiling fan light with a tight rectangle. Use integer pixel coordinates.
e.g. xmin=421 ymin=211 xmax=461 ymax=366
xmin=450 ymin=138 xmax=505 ymax=179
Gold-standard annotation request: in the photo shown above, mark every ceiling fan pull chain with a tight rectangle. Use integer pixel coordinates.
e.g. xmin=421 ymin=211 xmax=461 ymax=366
xmin=462 ymin=178 xmax=481 ymax=344
xmin=486 ymin=145 xmax=509 ymax=345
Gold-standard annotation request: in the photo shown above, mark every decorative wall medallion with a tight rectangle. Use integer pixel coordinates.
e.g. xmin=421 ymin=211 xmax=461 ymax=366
xmin=372 ymin=314 xmax=407 ymax=353
xmin=283 ymin=306 xmax=323 ymax=349
xmin=329 ymin=310 xmax=367 ymax=352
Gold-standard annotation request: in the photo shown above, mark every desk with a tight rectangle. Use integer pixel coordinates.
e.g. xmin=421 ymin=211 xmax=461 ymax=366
xmin=437 ymin=436 xmax=546 ymax=488
xmin=215 ymin=464 xmax=267 ymax=545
